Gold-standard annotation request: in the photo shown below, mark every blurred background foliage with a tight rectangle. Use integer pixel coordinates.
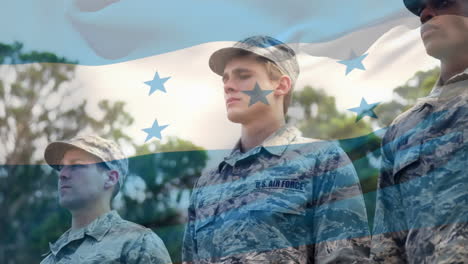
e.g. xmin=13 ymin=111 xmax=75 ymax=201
xmin=0 ymin=42 xmax=438 ymax=263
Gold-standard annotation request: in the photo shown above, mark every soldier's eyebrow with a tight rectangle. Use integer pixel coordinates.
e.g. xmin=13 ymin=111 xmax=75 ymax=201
xmin=223 ymin=67 xmax=255 ymax=83
xmin=61 ymin=158 xmax=94 ymax=165
xmin=232 ymin=68 xmax=254 ymax=75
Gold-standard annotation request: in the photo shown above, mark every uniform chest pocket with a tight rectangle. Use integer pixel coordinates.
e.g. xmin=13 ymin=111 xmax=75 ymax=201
xmin=393 ymin=143 xmax=421 ymax=180
xmin=243 ymin=191 xmax=309 ymax=244
xmin=244 ymin=188 xmax=307 ymax=216
xmin=194 ymin=215 xmax=215 ymax=233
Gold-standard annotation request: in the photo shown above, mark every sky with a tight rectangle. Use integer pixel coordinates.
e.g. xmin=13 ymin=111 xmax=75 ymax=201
xmin=0 ymin=0 xmax=439 ymax=157
xmin=1 ymin=0 xmax=420 ymax=63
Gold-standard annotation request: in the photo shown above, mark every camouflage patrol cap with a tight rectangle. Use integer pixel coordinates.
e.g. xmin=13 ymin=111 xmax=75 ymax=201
xmin=209 ymin=35 xmax=300 ymax=86
xmin=403 ymin=0 xmax=425 ymax=16
xmin=44 ymin=135 xmax=128 ymax=189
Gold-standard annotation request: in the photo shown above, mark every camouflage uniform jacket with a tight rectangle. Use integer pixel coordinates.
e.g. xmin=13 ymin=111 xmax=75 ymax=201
xmin=183 ymin=126 xmax=370 ymax=263
xmin=40 ymin=210 xmax=172 ymax=264
xmin=371 ymin=69 xmax=468 ymax=264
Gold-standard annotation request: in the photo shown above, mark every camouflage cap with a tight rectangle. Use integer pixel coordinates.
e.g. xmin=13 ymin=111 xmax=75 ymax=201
xmin=209 ymin=35 xmax=300 ymax=86
xmin=44 ymin=135 xmax=128 ymax=189
xmin=403 ymin=0 xmax=424 ymax=16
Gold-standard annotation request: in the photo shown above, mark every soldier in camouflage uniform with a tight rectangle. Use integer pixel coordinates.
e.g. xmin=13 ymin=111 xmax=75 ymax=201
xmin=41 ymin=135 xmax=172 ymax=263
xmin=371 ymin=1 xmax=468 ymax=263
xmin=182 ymin=36 xmax=370 ymax=263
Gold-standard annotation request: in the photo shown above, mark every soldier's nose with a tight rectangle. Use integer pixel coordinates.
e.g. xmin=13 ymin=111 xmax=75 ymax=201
xmin=420 ymin=6 xmax=436 ymax=24
xmin=59 ymin=166 xmax=71 ymax=179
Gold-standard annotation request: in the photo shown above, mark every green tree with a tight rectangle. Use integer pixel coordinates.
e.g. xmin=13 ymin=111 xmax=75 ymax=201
xmin=0 ymin=42 xmax=208 ymax=264
xmin=292 ymin=86 xmax=375 ymax=139
xmin=374 ymin=67 xmax=440 ymax=127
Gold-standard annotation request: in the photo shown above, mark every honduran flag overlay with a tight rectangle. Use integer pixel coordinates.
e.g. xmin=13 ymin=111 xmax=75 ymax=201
xmin=1 ymin=0 xmax=421 ymax=64
xmin=1 ymin=0 xmax=460 ymax=263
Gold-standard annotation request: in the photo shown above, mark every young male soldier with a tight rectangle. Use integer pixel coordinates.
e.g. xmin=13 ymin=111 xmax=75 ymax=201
xmin=371 ymin=1 xmax=468 ymax=263
xmin=182 ymin=36 xmax=370 ymax=263
xmin=41 ymin=135 xmax=172 ymax=264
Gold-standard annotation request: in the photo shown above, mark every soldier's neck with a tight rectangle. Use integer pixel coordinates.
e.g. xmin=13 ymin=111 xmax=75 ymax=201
xmin=440 ymin=57 xmax=468 ymax=85
xmin=240 ymin=116 xmax=284 ymax=153
xmin=70 ymin=202 xmax=111 ymax=230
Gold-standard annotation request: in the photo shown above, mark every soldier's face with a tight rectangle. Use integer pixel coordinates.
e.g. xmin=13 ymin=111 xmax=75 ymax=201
xmin=57 ymin=148 xmax=108 ymax=210
xmin=222 ymin=56 xmax=276 ymax=124
xmin=419 ymin=0 xmax=468 ymax=60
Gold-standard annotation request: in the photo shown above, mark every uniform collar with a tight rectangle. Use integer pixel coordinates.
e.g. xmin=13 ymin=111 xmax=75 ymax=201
xmin=219 ymin=125 xmax=300 ymax=170
xmin=430 ymin=68 xmax=468 ymax=98
xmin=48 ymin=210 xmax=119 ymax=256
xmin=437 ymin=68 xmax=468 ymax=86
xmin=84 ymin=210 xmax=119 ymax=241
xmin=412 ymin=68 xmax=468 ymax=111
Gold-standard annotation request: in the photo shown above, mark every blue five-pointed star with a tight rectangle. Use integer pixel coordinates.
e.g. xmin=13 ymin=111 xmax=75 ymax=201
xmin=348 ymin=98 xmax=380 ymax=122
xmin=142 ymin=120 xmax=169 ymax=142
xmin=144 ymin=71 xmax=171 ymax=95
xmin=242 ymin=82 xmax=273 ymax=106
xmin=338 ymin=51 xmax=368 ymax=75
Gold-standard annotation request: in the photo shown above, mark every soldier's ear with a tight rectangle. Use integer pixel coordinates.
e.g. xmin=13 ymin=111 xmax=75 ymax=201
xmin=104 ymin=170 xmax=119 ymax=190
xmin=273 ymin=75 xmax=291 ymax=97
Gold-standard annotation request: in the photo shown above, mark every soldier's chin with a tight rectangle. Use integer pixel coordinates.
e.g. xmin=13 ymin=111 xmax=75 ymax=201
xmin=226 ymin=111 xmax=246 ymax=124
xmin=59 ymin=198 xmax=83 ymax=211
xmin=423 ymin=41 xmax=452 ymax=62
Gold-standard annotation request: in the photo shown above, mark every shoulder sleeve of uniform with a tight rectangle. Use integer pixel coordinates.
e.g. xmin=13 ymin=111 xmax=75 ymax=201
xmin=310 ymin=142 xmax=371 ymax=262
xmin=371 ymin=184 xmax=409 ymax=263
xmin=194 ymin=167 xmax=218 ymax=189
xmin=380 ymin=111 xmax=404 ymax=168
xmin=313 ymin=142 xmax=362 ymax=197
xmin=370 ymin=109 xmax=411 ymax=262
xmin=369 ymin=105 xmax=410 ymax=262
xmin=391 ymin=103 xmax=422 ymax=126
xmin=371 ymin=143 xmax=409 ymax=263
xmin=182 ymin=185 xmax=199 ymax=263
xmin=39 ymin=252 xmax=53 ymax=264
xmin=181 ymin=167 xmax=214 ymax=263
xmin=123 ymin=230 xmax=172 ymax=264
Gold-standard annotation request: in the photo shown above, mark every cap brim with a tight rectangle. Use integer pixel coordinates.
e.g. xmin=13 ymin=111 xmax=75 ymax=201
xmin=403 ymin=0 xmax=422 ymax=16
xmin=44 ymin=141 xmax=105 ymax=171
xmin=44 ymin=142 xmax=78 ymax=170
xmin=209 ymin=47 xmax=258 ymax=76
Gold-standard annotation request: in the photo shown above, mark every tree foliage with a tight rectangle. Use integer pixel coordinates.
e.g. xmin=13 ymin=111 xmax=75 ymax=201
xmin=292 ymin=86 xmax=375 ymax=139
xmin=374 ymin=67 xmax=440 ymax=127
xmin=0 ymin=42 xmax=208 ymax=264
